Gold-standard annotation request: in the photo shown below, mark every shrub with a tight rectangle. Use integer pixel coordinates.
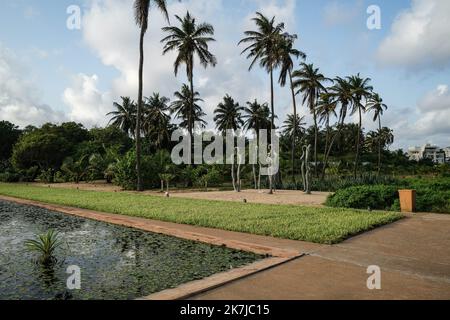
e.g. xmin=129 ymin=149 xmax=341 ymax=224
xmin=0 ymin=171 xmax=21 ymax=183
xmin=326 ymin=185 xmax=398 ymax=210
xmin=113 ymin=150 xmax=158 ymax=190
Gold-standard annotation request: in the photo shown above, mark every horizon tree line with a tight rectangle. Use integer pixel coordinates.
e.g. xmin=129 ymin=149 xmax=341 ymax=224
xmin=129 ymin=0 xmax=391 ymax=191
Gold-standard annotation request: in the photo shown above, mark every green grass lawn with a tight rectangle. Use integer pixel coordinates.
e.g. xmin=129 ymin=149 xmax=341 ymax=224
xmin=0 ymin=183 xmax=402 ymax=244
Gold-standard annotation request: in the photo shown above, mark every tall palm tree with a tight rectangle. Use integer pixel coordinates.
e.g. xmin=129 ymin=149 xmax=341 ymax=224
xmin=142 ymin=93 xmax=171 ymax=148
xmin=134 ymin=0 xmax=169 ymax=191
xmin=292 ymin=63 xmax=330 ymax=176
xmin=107 ymin=97 xmax=137 ymax=138
xmin=161 ymin=11 xmax=217 ymax=139
xmin=282 ymin=114 xmax=306 ymax=140
xmin=171 ymin=84 xmax=207 ymax=130
xmin=367 ymin=93 xmax=388 ymax=174
xmin=317 ymin=93 xmax=337 ymax=164
xmin=242 ymin=100 xmax=272 ymax=139
xmin=348 ymin=74 xmax=373 ymax=177
xmin=213 ymin=95 xmax=244 ymax=133
xmin=277 ymin=33 xmax=306 ymax=182
xmin=239 ymin=12 xmax=285 ymax=134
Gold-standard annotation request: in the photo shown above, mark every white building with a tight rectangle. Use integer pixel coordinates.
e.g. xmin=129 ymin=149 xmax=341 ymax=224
xmin=407 ymin=144 xmax=447 ymax=164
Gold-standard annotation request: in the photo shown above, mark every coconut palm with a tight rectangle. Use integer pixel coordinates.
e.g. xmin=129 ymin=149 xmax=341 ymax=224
xmin=107 ymin=97 xmax=137 ymax=137
xmin=239 ymin=12 xmax=285 ymax=133
xmin=317 ymin=93 xmax=337 ymax=170
xmin=161 ymin=11 xmax=217 ymax=139
xmin=367 ymin=93 xmax=388 ymax=174
xmin=242 ymin=100 xmax=272 ymax=139
xmin=134 ymin=0 xmax=169 ymax=191
xmin=214 ymin=95 xmax=244 ymax=133
xmin=142 ymin=93 xmax=171 ymax=148
xmin=277 ymin=33 xmax=306 ymax=182
xmin=292 ymin=63 xmax=330 ymax=176
xmin=348 ymin=74 xmax=373 ymax=177
xmin=282 ymin=114 xmax=306 ymax=140
xmin=171 ymin=84 xmax=207 ymax=130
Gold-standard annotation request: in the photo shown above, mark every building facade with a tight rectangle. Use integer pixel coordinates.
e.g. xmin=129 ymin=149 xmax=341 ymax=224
xmin=407 ymin=144 xmax=448 ymax=164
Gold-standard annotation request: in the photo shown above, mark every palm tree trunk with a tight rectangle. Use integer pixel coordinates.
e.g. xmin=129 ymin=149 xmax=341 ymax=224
xmin=289 ymin=70 xmax=297 ymax=184
xmin=322 ymin=114 xmax=346 ymax=180
xmin=313 ymin=108 xmax=318 ymax=177
xmin=354 ymin=106 xmax=362 ymax=178
xmin=136 ymin=27 xmax=145 ymax=192
xmin=269 ymin=68 xmax=274 ymax=194
xmin=378 ymin=116 xmax=382 ymax=175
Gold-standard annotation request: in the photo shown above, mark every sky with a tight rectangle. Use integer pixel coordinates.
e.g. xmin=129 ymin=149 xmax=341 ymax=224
xmin=0 ymin=0 xmax=449 ymax=150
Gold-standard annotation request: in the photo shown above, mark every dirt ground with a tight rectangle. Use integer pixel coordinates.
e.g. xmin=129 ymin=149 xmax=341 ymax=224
xmin=30 ymin=181 xmax=330 ymax=206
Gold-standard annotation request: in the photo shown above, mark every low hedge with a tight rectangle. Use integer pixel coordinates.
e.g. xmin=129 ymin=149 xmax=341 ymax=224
xmin=326 ymin=184 xmax=450 ymax=213
xmin=325 ymin=185 xmax=398 ymax=211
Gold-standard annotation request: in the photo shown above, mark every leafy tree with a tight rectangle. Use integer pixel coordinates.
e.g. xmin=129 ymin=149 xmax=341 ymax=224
xmin=162 ymin=11 xmax=216 ymax=139
xmin=107 ymin=96 xmax=137 ymax=137
xmin=293 ymin=63 xmax=330 ymax=176
xmin=367 ymin=93 xmax=388 ymax=174
xmin=171 ymin=84 xmax=207 ymax=129
xmin=142 ymin=93 xmax=171 ymax=149
xmin=239 ymin=12 xmax=285 ymax=133
xmin=0 ymin=121 xmax=21 ymax=162
xmin=348 ymin=73 xmax=373 ymax=177
xmin=214 ymin=95 xmax=244 ymax=133
xmin=134 ymin=0 xmax=169 ymax=191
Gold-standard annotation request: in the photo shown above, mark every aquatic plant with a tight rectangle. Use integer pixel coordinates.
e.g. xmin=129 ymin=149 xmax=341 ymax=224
xmin=25 ymin=230 xmax=62 ymax=264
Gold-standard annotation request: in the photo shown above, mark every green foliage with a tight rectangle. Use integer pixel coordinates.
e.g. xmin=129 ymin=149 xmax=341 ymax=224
xmin=113 ymin=150 xmax=159 ymax=190
xmin=326 ymin=176 xmax=450 ymax=213
xmin=0 ymin=121 xmax=21 ymax=161
xmin=61 ymin=156 xmax=90 ymax=183
xmin=1 ymin=184 xmax=402 ymax=244
xmin=24 ymin=230 xmax=62 ymax=265
xmin=0 ymin=171 xmax=21 ymax=183
xmin=326 ymin=185 xmax=398 ymax=210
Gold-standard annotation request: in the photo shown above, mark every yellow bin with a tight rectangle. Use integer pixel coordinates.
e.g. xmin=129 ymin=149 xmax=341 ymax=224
xmin=398 ymin=189 xmax=416 ymax=213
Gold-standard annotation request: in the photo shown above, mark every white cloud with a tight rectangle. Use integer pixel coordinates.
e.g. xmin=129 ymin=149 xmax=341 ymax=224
xmin=0 ymin=44 xmax=65 ymax=128
xmin=323 ymin=0 xmax=363 ymax=27
xmin=80 ymin=0 xmax=296 ymax=128
xmin=377 ymin=0 xmax=450 ymax=71
xmin=63 ymin=73 xmax=112 ymax=128
xmin=385 ymin=84 xmax=450 ymax=149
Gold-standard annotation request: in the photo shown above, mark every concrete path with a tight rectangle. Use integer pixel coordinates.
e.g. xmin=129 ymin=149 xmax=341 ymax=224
xmin=191 ymin=213 xmax=450 ymax=300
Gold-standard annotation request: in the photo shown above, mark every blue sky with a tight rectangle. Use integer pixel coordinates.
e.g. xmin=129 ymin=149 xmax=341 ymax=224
xmin=1 ymin=0 xmax=449 ymax=150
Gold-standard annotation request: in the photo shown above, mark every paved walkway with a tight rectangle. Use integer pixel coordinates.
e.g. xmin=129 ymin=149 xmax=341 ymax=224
xmin=191 ymin=213 xmax=450 ymax=300
xmin=1 ymin=195 xmax=448 ymax=299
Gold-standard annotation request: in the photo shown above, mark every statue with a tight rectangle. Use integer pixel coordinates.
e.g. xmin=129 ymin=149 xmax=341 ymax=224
xmin=301 ymin=144 xmax=312 ymax=194
xmin=231 ymin=147 xmax=243 ymax=192
xmin=266 ymin=144 xmax=274 ymax=194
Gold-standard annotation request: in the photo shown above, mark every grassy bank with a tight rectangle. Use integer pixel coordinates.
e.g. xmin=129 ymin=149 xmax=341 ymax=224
xmin=0 ymin=183 xmax=402 ymax=244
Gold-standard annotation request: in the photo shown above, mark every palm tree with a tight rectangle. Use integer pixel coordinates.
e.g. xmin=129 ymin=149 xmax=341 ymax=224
xmin=171 ymin=84 xmax=207 ymax=130
xmin=242 ymin=100 xmax=272 ymax=139
xmin=348 ymin=74 xmax=373 ymax=177
xmin=282 ymin=114 xmax=306 ymax=140
xmin=142 ymin=93 xmax=171 ymax=149
xmin=133 ymin=0 xmax=169 ymax=191
xmin=292 ymin=63 xmax=330 ymax=176
xmin=239 ymin=12 xmax=285 ymax=133
xmin=161 ymin=11 xmax=217 ymax=139
xmin=277 ymin=33 xmax=306 ymax=182
xmin=317 ymin=93 xmax=337 ymax=172
xmin=107 ymin=97 xmax=137 ymax=137
xmin=367 ymin=93 xmax=388 ymax=174
xmin=214 ymin=95 xmax=244 ymax=133
xmin=243 ymin=99 xmax=272 ymax=190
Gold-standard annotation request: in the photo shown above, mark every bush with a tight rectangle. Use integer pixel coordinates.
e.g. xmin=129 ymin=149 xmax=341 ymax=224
xmin=326 ymin=185 xmax=398 ymax=210
xmin=0 ymin=172 xmax=21 ymax=183
xmin=113 ymin=150 xmax=158 ymax=190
